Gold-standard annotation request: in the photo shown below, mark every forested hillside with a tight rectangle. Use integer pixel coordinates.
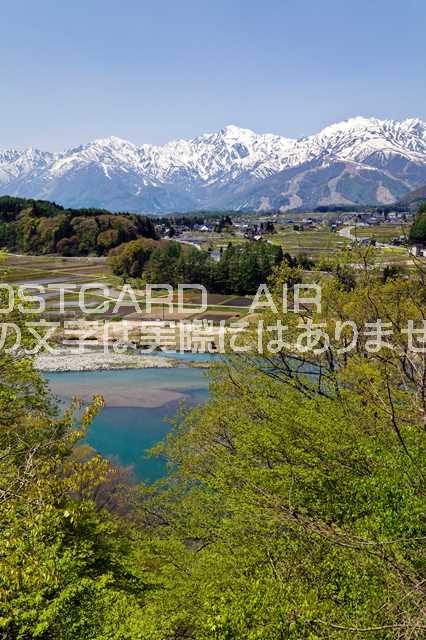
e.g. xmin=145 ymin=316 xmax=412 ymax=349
xmin=0 ymin=196 xmax=157 ymax=256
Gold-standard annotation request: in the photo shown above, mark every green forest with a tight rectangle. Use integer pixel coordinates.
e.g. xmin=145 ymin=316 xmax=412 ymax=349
xmin=0 ymin=196 xmax=157 ymax=256
xmin=1 ymin=251 xmax=425 ymax=639
xmin=109 ymin=238 xmax=285 ymax=294
xmin=409 ymin=202 xmax=426 ymax=243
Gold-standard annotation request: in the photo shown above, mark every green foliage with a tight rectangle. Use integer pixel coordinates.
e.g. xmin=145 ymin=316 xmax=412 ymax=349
xmin=137 ymin=263 xmax=426 ymax=638
xmin=0 ymin=279 xmax=147 ymax=639
xmin=409 ymin=201 xmax=426 ymax=242
xmin=110 ymin=239 xmax=283 ymax=294
xmin=109 ymin=238 xmax=167 ymax=279
xmin=0 ymin=196 xmax=157 ymax=256
xmin=1 ymin=253 xmax=426 ymax=638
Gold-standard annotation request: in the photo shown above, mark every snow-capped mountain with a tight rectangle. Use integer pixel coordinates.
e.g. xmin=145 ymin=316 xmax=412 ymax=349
xmin=1 ymin=117 xmax=426 ymax=212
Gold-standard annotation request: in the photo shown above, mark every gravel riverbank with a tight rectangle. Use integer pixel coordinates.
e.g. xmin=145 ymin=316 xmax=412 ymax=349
xmin=35 ymin=349 xmax=210 ymax=372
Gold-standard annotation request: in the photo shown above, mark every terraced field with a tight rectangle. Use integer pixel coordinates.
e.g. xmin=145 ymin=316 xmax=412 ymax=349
xmin=3 ymin=253 xmax=254 ymax=324
xmin=269 ymin=227 xmax=348 ymax=256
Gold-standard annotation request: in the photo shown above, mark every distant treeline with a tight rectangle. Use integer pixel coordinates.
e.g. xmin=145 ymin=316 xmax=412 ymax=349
xmin=109 ymin=238 xmax=285 ymax=295
xmin=0 ymin=196 xmax=157 ymax=256
xmin=313 ymin=204 xmax=408 ymax=214
xmin=152 ymin=209 xmax=240 ymax=220
xmin=150 ymin=212 xmax=236 ymax=228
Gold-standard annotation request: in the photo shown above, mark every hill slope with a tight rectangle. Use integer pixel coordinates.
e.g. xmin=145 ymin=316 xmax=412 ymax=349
xmin=398 ymin=183 xmax=426 ymax=208
xmin=0 ymin=196 xmax=156 ymax=256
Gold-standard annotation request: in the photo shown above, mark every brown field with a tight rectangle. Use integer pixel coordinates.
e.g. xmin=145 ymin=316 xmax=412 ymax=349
xmin=223 ymin=297 xmax=253 ymax=307
xmin=196 ymin=312 xmax=240 ymax=322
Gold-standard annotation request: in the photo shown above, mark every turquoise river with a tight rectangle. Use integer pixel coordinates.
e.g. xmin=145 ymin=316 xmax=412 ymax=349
xmin=46 ymin=357 xmax=212 ymax=482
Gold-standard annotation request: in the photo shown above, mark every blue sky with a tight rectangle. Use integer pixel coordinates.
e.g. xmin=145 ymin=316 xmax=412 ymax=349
xmin=1 ymin=0 xmax=425 ymax=149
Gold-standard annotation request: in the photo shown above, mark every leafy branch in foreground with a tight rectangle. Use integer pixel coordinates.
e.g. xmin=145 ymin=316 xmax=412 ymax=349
xmin=0 ymin=285 xmax=147 ymax=639
xmin=138 ymin=258 xmax=426 ymax=639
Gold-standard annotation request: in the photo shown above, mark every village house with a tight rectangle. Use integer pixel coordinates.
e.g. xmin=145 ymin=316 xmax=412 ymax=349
xmin=409 ymin=243 xmax=426 ymax=258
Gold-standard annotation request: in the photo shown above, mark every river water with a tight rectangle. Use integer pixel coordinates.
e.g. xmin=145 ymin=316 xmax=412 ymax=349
xmin=46 ymin=357 xmax=212 ymax=481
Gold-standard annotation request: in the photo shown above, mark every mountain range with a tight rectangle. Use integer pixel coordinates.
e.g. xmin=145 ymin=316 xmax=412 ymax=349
xmin=1 ymin=116 xmax=426 ymax=213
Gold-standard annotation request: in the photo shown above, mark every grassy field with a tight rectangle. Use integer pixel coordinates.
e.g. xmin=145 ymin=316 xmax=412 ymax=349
xmin=268 ymin=222 xmax=416 ymax=267
xmin=351 ymin=222 xmax=410 ymax=242
xmin=4 ymin=254 xmax=113 ymax=285
xmin=269 ymin=227 xmax=348 ymax=256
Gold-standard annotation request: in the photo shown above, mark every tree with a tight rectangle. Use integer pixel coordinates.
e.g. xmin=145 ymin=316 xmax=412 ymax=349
xmin=409 ymin=202 xmax=426 ymax=243
xmin=108 ymin=237 xmax=162 ymax=278
xmin=0 ymin=274 xmax=147 ymax=639
xmin=145 ymin=241 xmax=182 ymax=285
xmin=137 ymin=258 xmax=426 ymax=638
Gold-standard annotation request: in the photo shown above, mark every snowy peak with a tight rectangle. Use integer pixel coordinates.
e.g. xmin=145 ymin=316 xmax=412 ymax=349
xmin=93 ymin=135 xmax=135 ymax=147
xmin=62 ymin=136 xmax=139 ymax=161
xmin=301 ymin=116 xmax=426 ymax=165
xmin=132 ymin=124 xmax=297 ymax=183
xmin=218 ymin=124 xmax=257 ymax=139
xmin=401 ymin=117 xmax=426 ymax=133
xmin=1 ymin=116 xmax=426 ymax=211
xmin=0 ymin=147 xmax=54 ymax=185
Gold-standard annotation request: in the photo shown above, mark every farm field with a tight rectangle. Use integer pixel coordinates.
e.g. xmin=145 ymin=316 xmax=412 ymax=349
xmin=269 ymin=227 xmax=348 ymax=256
xmin=2 ymin=253 xmax=254 ymax=324
xmin=350 ymin=222 xmax=410 ymax=242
